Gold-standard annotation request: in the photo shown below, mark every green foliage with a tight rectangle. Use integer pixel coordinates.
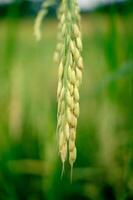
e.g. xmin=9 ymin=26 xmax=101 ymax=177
xmin=0 ymin=10 xmax=133 ymax=200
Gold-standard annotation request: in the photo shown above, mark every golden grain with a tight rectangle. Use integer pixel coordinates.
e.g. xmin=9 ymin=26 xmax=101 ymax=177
xmin=55 ymin=0 xmax=83 ymax=178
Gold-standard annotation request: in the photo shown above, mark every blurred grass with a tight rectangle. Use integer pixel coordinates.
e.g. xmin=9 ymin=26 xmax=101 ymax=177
xmin=0 ymin=11 xmax=133 ymax=200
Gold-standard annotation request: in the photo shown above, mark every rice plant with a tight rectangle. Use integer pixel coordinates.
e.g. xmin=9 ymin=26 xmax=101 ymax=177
xmin=35 ymin=0 xmax=83 ymax=178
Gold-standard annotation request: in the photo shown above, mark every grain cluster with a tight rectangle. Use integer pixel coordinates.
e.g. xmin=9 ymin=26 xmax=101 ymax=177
xmin=54 ymin=0 xmax=83 ymax=178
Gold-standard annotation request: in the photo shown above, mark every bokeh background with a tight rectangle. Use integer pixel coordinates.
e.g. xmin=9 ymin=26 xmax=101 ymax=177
xmin=0 ymin=0 xmax=133 ymax=199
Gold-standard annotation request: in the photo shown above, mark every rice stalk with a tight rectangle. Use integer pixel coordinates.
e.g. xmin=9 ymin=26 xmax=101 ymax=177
xmin=34 ymin=0 xmax=55 ymax=41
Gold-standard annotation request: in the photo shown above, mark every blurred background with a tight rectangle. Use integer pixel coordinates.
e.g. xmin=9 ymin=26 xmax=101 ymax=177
xmin=0 ymin=0 xmax=133 ymax=199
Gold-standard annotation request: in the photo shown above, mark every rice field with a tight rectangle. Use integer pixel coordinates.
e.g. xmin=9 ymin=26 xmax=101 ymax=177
xmin=0 ymin=10 xmax=133 ymax=200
